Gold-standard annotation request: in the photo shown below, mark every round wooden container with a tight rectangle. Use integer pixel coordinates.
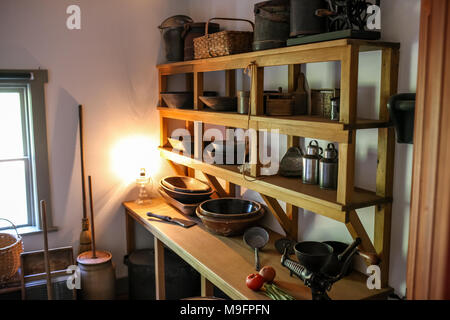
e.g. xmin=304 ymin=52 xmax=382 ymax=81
xmin=77 ymin=250 xmax=116 ymax=300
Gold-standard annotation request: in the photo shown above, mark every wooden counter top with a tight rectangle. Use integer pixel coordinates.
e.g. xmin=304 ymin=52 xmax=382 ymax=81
xmin=123 ymin=198 xmax=392 ymax=300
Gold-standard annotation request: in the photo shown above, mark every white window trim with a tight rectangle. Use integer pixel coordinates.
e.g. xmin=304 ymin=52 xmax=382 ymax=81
xmin=0 ymin=70 xmax=55 ymax=234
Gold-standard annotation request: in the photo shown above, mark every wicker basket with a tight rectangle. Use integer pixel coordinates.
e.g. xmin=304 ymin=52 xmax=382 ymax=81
xmin=0 ymin=218 xmax=24 ymax=282
xmin=194 ymin=18 xmax=254 ymax=59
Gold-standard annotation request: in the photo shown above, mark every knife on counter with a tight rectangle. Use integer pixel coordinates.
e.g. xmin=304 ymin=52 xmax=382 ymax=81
xmin=147 ymin=212 xmax=197 ymax=228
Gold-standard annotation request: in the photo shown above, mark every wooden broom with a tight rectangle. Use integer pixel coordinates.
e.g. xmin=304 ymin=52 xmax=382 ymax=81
xmin=78 ymin=105 xmax=92 ymax=254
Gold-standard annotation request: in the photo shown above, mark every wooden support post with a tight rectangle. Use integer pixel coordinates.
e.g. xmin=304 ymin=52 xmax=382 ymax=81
xmin=249 ymin=64 xmax=263 ymax=177
xmin=225 ymin=69 xmax=236 ymax=97
xmin=154 ymin=237 xmax=166 ymax=300
xmin=225 ymin=70 xmax=237 ymax=195
xmin=261 ymin=194 xmax=295 ymax=239
xmin=250 ymin=66 xmax=264 ymax=116
xmin=337 ymin=142 xmax=356 ymax=204
xmin=204 ymin=173 xmax=229 ymax=198
xmin=337 ymin=45 xmax=359 ymax=204
xmin=201 ymin=276 xmax=214 ymax=297
xmin=345 ymin=210 xmax=378 ymax=261
xmin=288 ymin=64 xmax=301 ymax=93
xmin=185 ymin=120 xmax=195 ymax=177
xmin=159 ymin=71 xmax=167 ymax=107
xmin=286 ymin=66 xmax=301 ymax=240
xmin=125 ymin=211 xmax=136 ymax=255
xmin=168 ymin=160 xmax=187 ymax=176
xmin=160 ymin=115 xmax=168 ymax=147
xmin=249 ymin=127 xmax=261 ymax=177
xmin=375 ymin=47 xmax=399 ymax=287
xmin=194 ymin=121 xmax=203 ymax=161
xmin=194 ymin=72 xmax=204 ymax=110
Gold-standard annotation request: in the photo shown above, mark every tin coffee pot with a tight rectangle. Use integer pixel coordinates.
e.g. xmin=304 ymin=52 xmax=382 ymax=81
xmin=319 ymin=143 xmax=338 ymax=189
xmin=302 ymin=140 xmax=323 ymax=185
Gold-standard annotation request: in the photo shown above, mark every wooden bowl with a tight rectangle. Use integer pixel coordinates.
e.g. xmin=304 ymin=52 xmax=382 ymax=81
xmin=196 ymin=207 xmax=264 ymax=237
xmin=159 ymin=180 xmax=213 ymax=204
xmin=161 ymin=176 xmax=212 ymax=194
xmin=161 ymin=92 xmax=193 ymax=109
xmin=199 ymin=96 xmax=237 ymax=112
xmin=198 ymin=198 xmax=262 ymax=219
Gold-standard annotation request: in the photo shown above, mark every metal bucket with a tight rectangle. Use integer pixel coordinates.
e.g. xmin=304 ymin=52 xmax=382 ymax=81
xmin=253 ymin=0 xmax=290 ymax=51
xmin=159 ymin=15 xmax=193 ymax=62
xmin=124 ymin=248 xmax=201 ymax=300
xmin=77 ymin=250 xmax=116 ymax=300
xmin=290 ymin=0 xmax=327 ymax=37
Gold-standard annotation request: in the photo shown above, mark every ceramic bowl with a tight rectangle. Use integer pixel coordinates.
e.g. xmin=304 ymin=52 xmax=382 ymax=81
xmin=198 ymin=198 xmax=262 ymax=219
xmin=196 ymin=207 xmax=264 ymax=237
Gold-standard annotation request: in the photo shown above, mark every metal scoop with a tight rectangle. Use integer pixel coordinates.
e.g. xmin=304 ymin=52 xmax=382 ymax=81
xmin=243 ymin=227 xmax=269 ymax=271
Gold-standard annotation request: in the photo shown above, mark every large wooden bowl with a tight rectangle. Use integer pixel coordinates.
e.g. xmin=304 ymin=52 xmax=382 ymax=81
xmin=198 ymin=198 xmax=262 ymax=219
xmin=161 ymin=176 xmax=212 ymax=194
xmin=196 ymin=207 xmax=264 ymax=237
xmin=159 ymin=180 xmax=213 ymax=204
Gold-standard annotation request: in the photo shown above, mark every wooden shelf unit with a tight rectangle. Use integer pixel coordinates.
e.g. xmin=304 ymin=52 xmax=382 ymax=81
xmin=157 ymin=39 xmax=400 ymax=289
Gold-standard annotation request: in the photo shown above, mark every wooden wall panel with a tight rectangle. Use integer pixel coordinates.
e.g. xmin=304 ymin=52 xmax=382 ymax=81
xmin=407 ymin=0 xmax=450 ymax=300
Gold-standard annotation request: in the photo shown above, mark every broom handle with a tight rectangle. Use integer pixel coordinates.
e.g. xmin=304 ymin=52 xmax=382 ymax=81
xmin=40 ymin=200 xmax=53 ymax=300
xmin=88 ymin=176 xmax=96 ymax=258
xmin=79 ymin=105 xmax=88 ymax=222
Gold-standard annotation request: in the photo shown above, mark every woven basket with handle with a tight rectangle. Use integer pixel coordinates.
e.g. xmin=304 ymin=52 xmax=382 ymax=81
xmin=0 ymin=218 xmax=24 ymax=283
xmin=194 ymin=18 xmax=254 ymax=59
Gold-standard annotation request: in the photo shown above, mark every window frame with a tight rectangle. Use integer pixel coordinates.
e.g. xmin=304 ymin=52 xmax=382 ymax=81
xmin=0 ymin=70 xmax=53 ymax=233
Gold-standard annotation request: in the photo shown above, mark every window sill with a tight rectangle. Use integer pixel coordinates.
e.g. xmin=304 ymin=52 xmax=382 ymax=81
xmin=2 ymin=225 xmax=59 ymax=236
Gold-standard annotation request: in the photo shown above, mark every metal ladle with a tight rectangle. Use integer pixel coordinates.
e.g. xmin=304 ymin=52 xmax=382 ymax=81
xmin=243 ymin=227 xmax=269 ymax=271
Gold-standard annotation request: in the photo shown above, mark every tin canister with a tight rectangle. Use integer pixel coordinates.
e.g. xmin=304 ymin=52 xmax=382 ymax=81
xmin=237 ymin=91 xmax=250 ymax=114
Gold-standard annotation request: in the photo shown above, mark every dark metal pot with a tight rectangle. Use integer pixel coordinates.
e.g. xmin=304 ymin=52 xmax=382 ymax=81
xmin=159 ymin=15 xmax=193 ymax=62
xmin=294 ymin=241 xmax=333 ymax=273
xmin=290 ymin=0 xmax=327 ymax=37
xmin=253 ymin=0 xmax=290 ymax=51
xmin=321 ymin=241 xmax=352 ymax=277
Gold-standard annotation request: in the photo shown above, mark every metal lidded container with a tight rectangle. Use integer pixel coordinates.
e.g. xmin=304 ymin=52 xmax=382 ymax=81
xmin=237 ymin=91 xmax=250 ymax=114
xmin=319 ymin=143 xmax=339 ymax=189
xmin=158 ymin=15 xmax=193 ymax=62
xmin=253 ymin=0 xmax=290 ymax=51
xmin=302 ymin=140 xmax=323 ymax=185
xmin=290 ymin=0 xmax=327 ymax=37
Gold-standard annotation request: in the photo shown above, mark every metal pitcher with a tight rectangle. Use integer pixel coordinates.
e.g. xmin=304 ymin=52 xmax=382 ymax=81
xmin=302 ymin=140 xmax=323 ymax=185
xmin=319 ymin=143 xmax=338 ymax=189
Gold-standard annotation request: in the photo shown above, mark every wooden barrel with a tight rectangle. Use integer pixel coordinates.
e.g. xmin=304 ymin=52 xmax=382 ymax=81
xmin=77 ymin=250 xmax=116 ymax=300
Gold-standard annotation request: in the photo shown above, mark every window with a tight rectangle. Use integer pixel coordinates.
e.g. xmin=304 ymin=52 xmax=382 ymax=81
xmin=0 ymin=70 xmax=52 ymax=232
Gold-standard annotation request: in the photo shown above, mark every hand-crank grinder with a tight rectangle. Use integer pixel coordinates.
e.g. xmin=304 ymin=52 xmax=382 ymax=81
xmin=278 ymin=238 xmax=375 ymax=300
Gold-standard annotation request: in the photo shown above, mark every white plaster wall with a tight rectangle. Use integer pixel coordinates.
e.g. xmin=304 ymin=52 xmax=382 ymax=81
xmin=0 ymin=0 xmax=189 ymax=278
xmin=185 ymin=0 xmax=420 ymax=296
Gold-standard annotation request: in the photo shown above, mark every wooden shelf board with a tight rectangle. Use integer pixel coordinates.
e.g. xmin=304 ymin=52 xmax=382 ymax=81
xmin=124 ymin=199 xmax=393 ymax=300
xmin=159 ymin=147 xmax=391 ymax=222
xmin=158 ymin=107 xmax=390 ymax=143
xmin=157 ymin=39 xmax=400 ymax=74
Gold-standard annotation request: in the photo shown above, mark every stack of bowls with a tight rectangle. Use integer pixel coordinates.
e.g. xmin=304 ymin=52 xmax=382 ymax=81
xmin=160 ymin=176 xmax=214 ymax=204
xmin=196 ymin=198 xmax=264 ymax=237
